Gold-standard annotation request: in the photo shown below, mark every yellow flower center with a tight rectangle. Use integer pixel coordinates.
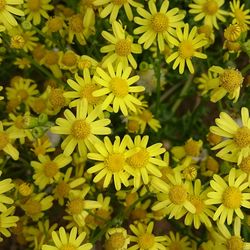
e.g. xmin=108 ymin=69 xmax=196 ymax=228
xmin=234 ymin=9 xmax=245 ymax=23
xmin=78 ymin=59 xmax=92 ymax=69
xmin=32 ymin=98 xmax=47 ymax=114
xmin=44 ymin=161 xmax=58 ymax=178
xmin=81 ymin=84 xmax=101 ymax=105
xmin=44 ymin=51 xmax=59 ymax=65
xmin=169 ymin=242 xmax=182 ymax=250
xmin=222 ymin=187 xmax=242 ymax=209
xmin=179 ymin=41 xmax=195 ymax=59
xmin=234 ymin=127 xmax=250 ymax=148
xmin=0 ymin=0 xmax=5 ymax=10
xmin=62 ymin=52 xmax=77 ymax=67
xmin=206 ymin=156 xmax=219 ymax=173
xmin=68 ymin=198 xmax=84 ymax=214
xmin=139 ymin=110 xmax=152 ymax=122
xmin=202 ymin=0 xmax=218 ymax=15
xmin=24 ymin=199 xmax=42 ymax=216
xmin=27 ymin=0 xmax=41 ymax=11
xmin=183 ymin=165 xmax=197 ymax=181
xmin=11 ymin=35 xmax=25 ymax=49
xmin=125 ymin=192 xmax=138 ymax=206
xmin=220 ymin=68 xmax=243 ymax=93
xmin=131 ymin=208 xmax=147 ymax=220
xmin=17 ymin=89 xmax=29 ymax=101
xmin=169 ymin=185 xmax=187 ymax=205
xmin=198 ymin=25 xmax=213 ymax=38
xmin=69 ymin=14 xmax=84 ymax=33
xmin=189 ymin=195 xmax=204 ymax=214
xmin=240 ymin=156 xmax=250 ymax=174
xmin=55 ymin=181 xmax=70 ymax=198
xmin=0 ymin=132 xmax=9 ymax=150
xmin=110 ymin=77 xmax=129 ymax=97
xmin=184 ymin=139 xmax=201 ymax=157
xmin=48 ymin=17 xmax=63 ymax=32
xmin=49 ymin=88 xmax=65 ymax=108
xmin=105 ymin=153 xmax=125 ymax=172
xmin=127 ymin=148 xmax=149 ymax=168
xmin=113 ymin=0 xmax=127 ymax=5
xmin=19 ymin=183 xmax=32 ymax=196
xmin=61 ymin=244 xmax=77 ymax=250
xmin=95 ymin=209 xmax=111 ymax=226
xmin=71 ymin=120 xmax=91 ymax=140
xmin=138 ymin=233 xmax=155 ymax=249
xmin=226 ymin=236 xmax=244 ymax=250
xmin=107 ymin=232 xmax=126 ymax=249
xmin=151 ymin=13 xmax=169 ymax=33
xmin=115 ymin=39 xmax=131 ymax=57
xmin=14 ymin=116 xmax=25 ymax=129
xmin=127 ymin=119 xmax=140 ymax=132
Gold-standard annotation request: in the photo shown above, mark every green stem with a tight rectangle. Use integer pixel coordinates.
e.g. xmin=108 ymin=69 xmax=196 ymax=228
xmin=241 ymin=63 xmax=250 ymax=76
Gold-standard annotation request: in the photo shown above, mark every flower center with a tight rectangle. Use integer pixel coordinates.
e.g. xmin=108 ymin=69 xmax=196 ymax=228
xmin=151 ymin=13 xmax=169 ymax=33
xmin=125 ymin=192 xmax=138 ymax=206
xmin=78 ymin=59 xmax=92 ymax=69
xmin=234 ymin=9 xmax=245 ymax=23
xmin=127 ymin=119 xmax=139 ymax=132
xmin=127 ymin=148 xmax=149 ymax=168
xmin=27 ymin=0 xmax=41 ymax=11
xmin=138 ymin=233 xmax=155 ymax=249
xmin=32 ymin=98 xmax=46 ymax=113
xmin=108 ymin=232 xmax=126 ymax=249
xmin=62 ymin=52 xmax=77 ymax=67
xmin=224 ymin=24 xmax=241 ymax=42
xmin=113 ymin=0 xmax=127 ymax=5
xmin=184 ymin=139 xmax=201 ymax=157
xmin=222 ymin=187 xmax=242 ymax=209
xmin=131 ymin=208 xmax=147 ymax=220
xmin=60 ymin=244 xmax=77 ymax=250
xmin=48 ymin=17 xmax=63 ymax=32
xmin=71 ymin=120 xmax=91 ymax=140
xmin=226 ymin=236 xmax=244 ymax=250
xmin=17 ymin=89 xmax=29 ymax=101
xmin=115 ymin=39 xmax=131 ymax=57
xmin=24 ymin=199 xmax=42 ymax=216
xmin=68 ymin=198 xmax=84 ymax=214
xmin=189 ymin=195 xmax=204 ymax=214
xmin=45 ymin=51 xmax=59 ymax=65
xmin=0 ymin=132 xmax=9 ymax=150
xmin=183 ymin=165 xmax=197 ymax=181
xmin=11 ymin=35 xmax=25 ymax=49
xmin=169 ymin=242 xmax=182 ymax=250
xmin=202 ymin=0 xmax=218 ymax=15
xmin=0 ymin=0 xmax=5 ymax=10
xmin=139 ymin=110 xmax=152 ymax=122
xmin=19 ymin=183 xmax=32 ymax=196
xmin=234 ymin=127 xmax=250 ymax=148
xmin=105 ymin=153 xmax=125 ymax=172
xmin=169 ymin=185 xmax=187 ymax=205
xmin=110 ymin=77 xmax=129 ymax=97
xmin=14 ymin=116 xmax=24 ymax=129
xmin=220 ymin=69 xmax=243 ymax=93
xmin=81 ymin=84 xmax=100 ymax=105
xmin=55 ymin=181 xmax=70 ymax=198
xmin=95 ymin=209 xmax=111 ymax=226
xmin=240 ymin=156 xmax=250 ymax=174
xmin=49 ymin=88 xmax=65 ymax=108
xmin=44 ymin=161 xmax=58 ymax=178
xmin=179 ymin=41 xmax=195 ymax=59
xmin=69 ymin=14 xmax=84 ymax=33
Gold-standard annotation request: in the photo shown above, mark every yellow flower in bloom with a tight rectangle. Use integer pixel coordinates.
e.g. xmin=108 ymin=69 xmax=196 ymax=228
xmin=129 ymin=221 xmax=166 ymax=250
xmin=14 ymin=57 xmax=31 ymax=69
xmin=23 ymin=0 xmax=54 ymax=25
xmin=206 ymin=168 xmax=250 ymax=225
xmin=58 ymin=50 xmax=79 ymax=72
xmin=210 ymin=107 xmax=250 ymax=164
xmin=42 ymin=227 xmax=92 ymax=250
xmin=151 ymin=172 xmax=196 ymax=219
xmin=31 ymin=154 xmax=72 ymax=190
xmin=208 ymin=66 xmax=244 ymax=103
xmin=165 ymin=231 xmax=192 ymax=250
xmin=93 ymin=63 xmax=145 ymax=116
xmin=134 ymin=0 xmax=185 ymax=51
xmin=126 ymin=135 xmax=166 ymax=189
xmin=0 ymin=0 xmax=24 ymax=29
xmin=50 ymin=99 xmax=111 ymax=157
xmin=87 ymin=135 xmax=131 ymax=191
xmin=101 ymin=21 xmax=142 ymax=69
xmin=166 ymin=24 xmax=207 ymax=74
xmin=94 ymin=0 xmax=142 ymax=23
xmin=105 ymin=227 xmax=130 ymax=250
xmin=229 ymin=0 xmax=250 ymax=32
xmin=31 ymin=135 xmax=55 ymax=156
xmin=189 ymin=0 xmax=228 ymax=29
xmin=0 ymin=206 xmax=19 ymax=242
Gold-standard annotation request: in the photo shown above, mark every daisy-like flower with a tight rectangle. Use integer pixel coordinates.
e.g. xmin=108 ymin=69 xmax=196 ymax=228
xmin=93 ymin=63 xmax=145 ymax=116
xmin=101 ymin=21 xmax=142 ymax=69
xmin=77 ymin=55 xmax=98 ymax=74
xmin=87 ymin=135 xmax=131 ymax=191
xmin=31 ymin=154 xmax=72 ymax=190
xmin=58 ymin=50 xmax=79 ymax=73
xmin=134 ymin=0 xmax=185 ymax=51
xmin=166 ymin=23 xmax=207 ymax=74
xmin=126 ymin=135 xmax=166 ymax=189
xmin=151 ymin=172 xmax=196 ymax=219
xmin=210 ymin=107 xmax=250 ymax=164
xmin=128 ymin=221 xmax=166 ymax=250
xmin=31 ymin=135 xmax=55 ymax=156
xmin=105 ymin=227 xmax=130 ymax=250
xmin=206 ymin=168 xmax=250 ymax=225
xmin=23 ymin=0 xmax=54 ymax=25
xmin=165 ymin=232 xmax=192 ymax=250
xmin=94 ymin=0 xmax=142 ymax=23
xmin=208 ymin=66 xmax=244 ymax=103
xmin=41 ymin=227 xmax=92 ymax=250
xmin=50 ymin=99 xmax=111 ymax=157
xmin=0 ymin=0 xmax=24 ymax=30
xmin=230 ymin=0 xmax=250 ymax=32
xmin=189 ymin=0 xmax=228 ymax=30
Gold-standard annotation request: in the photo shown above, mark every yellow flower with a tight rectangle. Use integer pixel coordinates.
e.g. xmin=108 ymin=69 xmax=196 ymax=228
xmin=41 ymin=16 xmax=66 ymax=36
xmin=58 ymin=50 xmax=79 ymax=72
xmin=77 ymin=55 xmax=99 ymax=73
xmin=129 ymin=221 xmax=166 ymax=250
xmin=31 ymin=135 xmax=55 ymax=156
xmin=206 ymin=168 xmax=250 ymax=224
xmin=134 ymin=0 xmax=185 ymax=51
xmin=87 ymin=135 xmax=131 ymax=190
xmin=24 ymin=0 xmax=54 ymax=25
xmin=101 ymin=21 xmax=142 ymax=69
xmin=105 ymin=227 xmax=130 ymax=250
xmin=50 ymin=99 xmax=111 ymax=157
xmin=189 ymin=0 xmax=228 ymax=29
xmin=14 ymin=57 xmax=31 ymax=69
xmin=0 ymin=0 xmax=24 ymax=29
xmin=93 ymin=63 xmax=145 ymax=116
xmin=94 ymin=0 xmax=142 ymax=23
xmin=165 ymin=231 xmax=192 ymax=250
xmin=42 ymin=227 xmax=92 ymax=250
xmin=166 ymin=23 xmax=207 ymax=74
xmin=126 ymin=135 xmax=166 ymax=189
xmin=210 ymin=107 xmax=250 ymax=164
xmin=224 ymin=23 xmax=241 ymax=42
